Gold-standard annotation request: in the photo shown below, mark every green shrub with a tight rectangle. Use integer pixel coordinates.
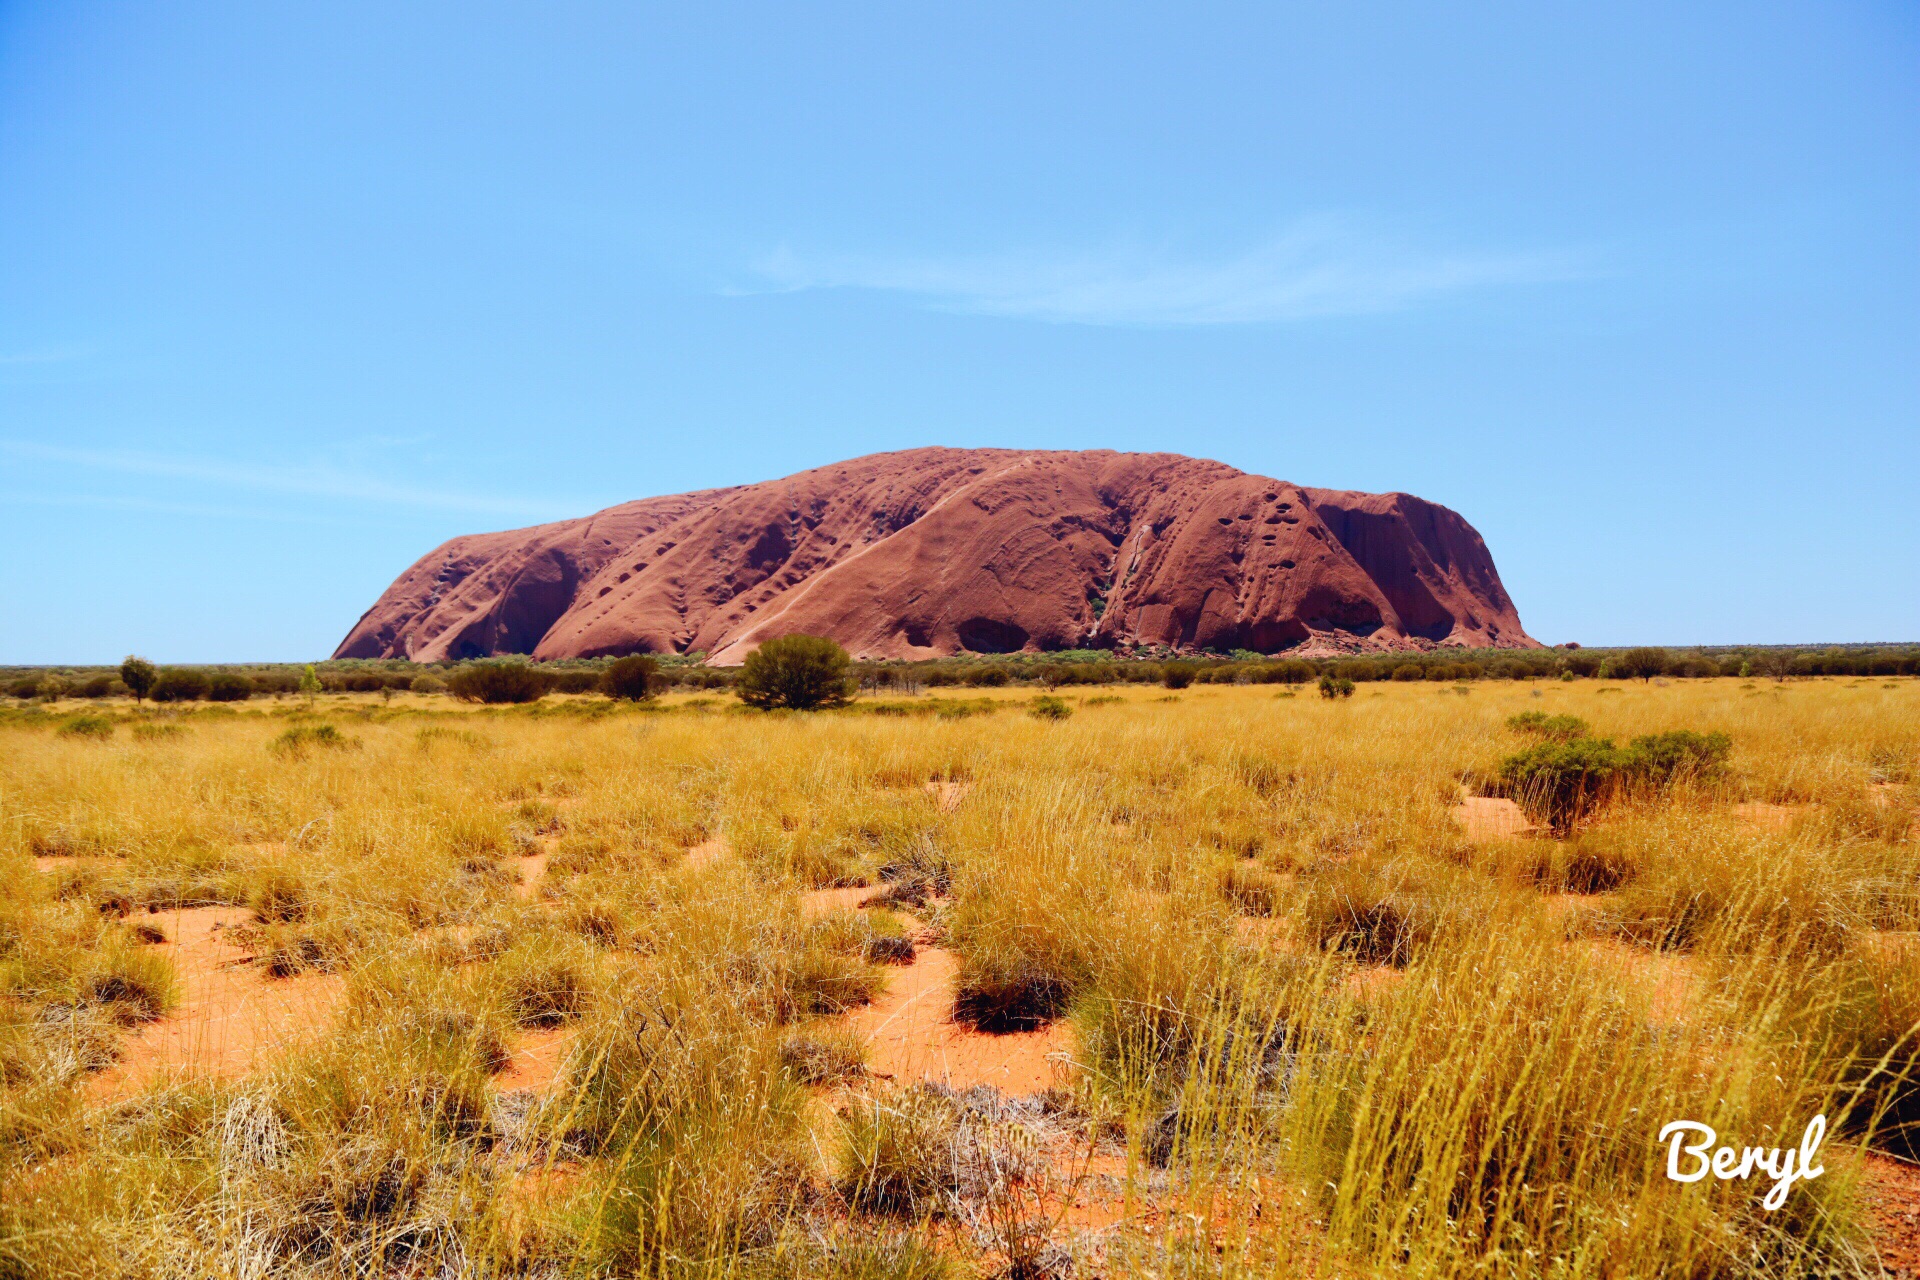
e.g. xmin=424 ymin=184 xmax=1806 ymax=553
xmin=206 ymin=671 xmax=252 ymax=702
xmin=74 ymin=675 xmax=114 ymax=698
xmin=962 ymin=665 xmax=1010 ymax=688
xmin=1392 ymin=664 xmax=1423 ymax=682
xmin=57 ymin=716 xmax=114 ymax=741
xmin=7 ymin=675 xmax=42 ymax=699
xmin=1497 ymin=729 xmax=1728 ymax=832
xmin=408 ymin=673 xmax=445 ymax=694
xmin=148 ymin=667 xmax=211 ymax=703
xmin=1160 ymin=661 xmax=1197 ymax=690
xmin=1318 ymin=675 xmax=1355 ymax=699
xmin=736 ymin=634 xmax=855 ymax=711
xmin=445 ymin=659 xmax=550 ymax=704
xmin=600 ymin=654 xmax=660 ymax=701
xmin=1620 ymin=729 xmax=1732 ymax=785
xmin=1028 ymin=695 xmax=1071 ymax=722
xmin=1498 ymin=736 xmax=1626 ymax=833
xmin=1506 ymin=711 xmax=1590 ymax=741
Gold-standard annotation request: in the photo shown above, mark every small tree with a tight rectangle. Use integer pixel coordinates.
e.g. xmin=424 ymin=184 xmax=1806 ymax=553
xmin=600 ymin=654 xmax=661 ymax=701
xmin=120 ymin=655 xmax=157 ymax=703
xmin=1616 ymin=647 xmax=1671 ymax=683
xmin=736 ymin=634 xmax=854 ymax=711
xmin=298 ymin=664 xmax=323 ymax=703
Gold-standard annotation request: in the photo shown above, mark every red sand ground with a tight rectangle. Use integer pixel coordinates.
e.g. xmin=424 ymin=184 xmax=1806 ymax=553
xmin=1862 ymin=1155 xmax=1920 ymax=1277
xmin=1453 ymin=795 xmax=1536 ymax=840
xmin=90 ymin=905 xmax=343 ymax=1097
xmin=842 ymin=945 xmax=1073 ymax=1093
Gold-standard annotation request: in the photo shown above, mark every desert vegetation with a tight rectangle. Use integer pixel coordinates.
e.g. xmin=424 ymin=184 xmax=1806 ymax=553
xmin=0 ymin=673 xmax=1916 ymax=1277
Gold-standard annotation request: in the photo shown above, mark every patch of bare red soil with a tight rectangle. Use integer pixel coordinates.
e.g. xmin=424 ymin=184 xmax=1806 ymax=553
xmin=847 ymin=946 xmax=1071 ymax=1093
xmin=500 ymin=1026 xmax=575 ymax=1092
xmin=1453 ymin=796 xmax=1536 ymax=840
xmin=803 ymin=885 xmax=875 ymax=916
xmin=1862 ymin=1155 xmax=1920 ymax=1277
xmin=90 ymin=906 xmax=343 ymax=1098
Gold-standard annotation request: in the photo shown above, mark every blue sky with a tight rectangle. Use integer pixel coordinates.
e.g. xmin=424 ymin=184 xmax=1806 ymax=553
xmin=2 ymin=2 xmax=1915 ymax=662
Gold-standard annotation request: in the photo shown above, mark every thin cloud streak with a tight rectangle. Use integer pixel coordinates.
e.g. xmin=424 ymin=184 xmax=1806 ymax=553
xmin=0 ymin=440 xmax=568 ymax=519
xmin=747 ymin=221 xmax=1592 ymax=326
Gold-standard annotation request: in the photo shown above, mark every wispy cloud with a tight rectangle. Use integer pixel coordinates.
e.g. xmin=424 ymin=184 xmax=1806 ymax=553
xmin=743 ymin=219 xmax=1590 ymax=326
xmin=0 ymin=440 xmax=568 ymax=520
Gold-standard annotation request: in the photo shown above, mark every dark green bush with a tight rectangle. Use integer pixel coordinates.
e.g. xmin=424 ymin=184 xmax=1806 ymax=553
xmin=148 ymin=667 xmax=211 ymax=703
xmin=1497 ymin=729 xmax=1730 ymax=832
xmin=1318 ymin=675 xmax=1355 ymax=699
xmin=1160 ymin=661 xmax=1197 ymax=690
xmin=6 ymin=676 xmax=40 ymax=699
xmin=1392 ymin=664 xmax=1424 ymax=682
xmin=1028 ymin=695 xmax=1072 ymax=721
xmin=206 ymin=671 xmax=252 ymax=702
xmin=961 ymin=665 xmax=1009 ymax=688
xmin=445 ymin=660 xmax=550 ymax=704
xmin=735 ymin=634 xmax=854 ymax=711
xmin=75 ymin=675 xmax=115 ymax=698
xmin=600 ymin=654 xmax=661 ymax=701
xmin=1497 ymin=737 xmax=1624 ymax=833
xmin=1621 ymin=729 xmax=1731 ymax=784
xmin=58 ymin=715 xmax=114 ymax=740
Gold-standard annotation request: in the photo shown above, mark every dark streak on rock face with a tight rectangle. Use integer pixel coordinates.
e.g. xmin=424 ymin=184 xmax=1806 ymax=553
xmin=333 ymin=447 xmax=1538 ymax=664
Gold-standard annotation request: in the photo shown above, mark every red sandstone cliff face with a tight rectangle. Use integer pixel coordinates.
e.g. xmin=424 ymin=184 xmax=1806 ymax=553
xmin=334 ymin=448 xmax=1537 ymax=663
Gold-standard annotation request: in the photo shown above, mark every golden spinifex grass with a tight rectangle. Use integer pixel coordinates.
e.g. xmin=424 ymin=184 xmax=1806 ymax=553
xmin=0 ymin=678 xmax=1914 ymax=1278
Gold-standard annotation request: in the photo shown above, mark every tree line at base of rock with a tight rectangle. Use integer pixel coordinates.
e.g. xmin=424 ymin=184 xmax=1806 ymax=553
xmin=5 ymin=642 xmax=1916 ymax=706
